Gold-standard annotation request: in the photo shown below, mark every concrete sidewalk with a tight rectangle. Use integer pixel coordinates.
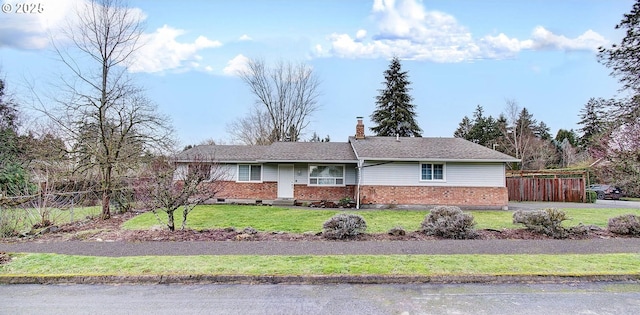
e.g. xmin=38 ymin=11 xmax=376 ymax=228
xmin=2 ymin=239 xmax=640 ymax=257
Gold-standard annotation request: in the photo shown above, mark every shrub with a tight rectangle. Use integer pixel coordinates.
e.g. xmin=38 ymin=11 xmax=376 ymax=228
xmin=585 ymin=190 xmax=597 ymax=203
xmin=242 ymin=226 xmax=258 ymax=235
xmin=0 ymin=208 xmax=21 ymax=238
xmin=388 ymin=226 xmax=406 ymax=236
xmin=608 ymin=214 xmax=640 ymax=236
xmin=322 ymin=213 xmax=367 ymax=239
xmin=338 ymin=196 xmax=355 ymax=208
xmin=512 ymin=208 xmax=568 ymax=238
xmin=567 ymin=223 xmax=590 ymax=237
xmin=420 ymin=206 xmax=477 ymax=239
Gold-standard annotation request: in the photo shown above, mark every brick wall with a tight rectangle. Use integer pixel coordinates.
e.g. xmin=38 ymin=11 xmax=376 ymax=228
xmin=294 ymin=185 xmax=355 ymax=201
xmin=210 ymin=181 xmax=355 ymax=202
xmin=213 ymin=181 xmax=277 ymax=200
xmin=360 ymin=185 xmax=508 ymax=208
xmin=207 ymin=181 xmax=507 ymax=208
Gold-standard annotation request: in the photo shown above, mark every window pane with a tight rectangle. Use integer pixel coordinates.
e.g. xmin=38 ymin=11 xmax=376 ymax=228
xmin=422 ymin=164 xmax=432 ymax=180
xmin=250 ymin=165 xmax=261 ymax=181
xmin=328 ymin=166 xmax=343 ymax=177
xmin=433 ymin=164 xmax=443 ymax=180
xmin=238 ymin=165 xmax=249 ymax=181
xmin=309 ymin=165 xmax=345 ymax=185
xmin=309 ymin=166 xmax=323 ymax=177
xmin=318 ymin=178 xmax=334 ymax=185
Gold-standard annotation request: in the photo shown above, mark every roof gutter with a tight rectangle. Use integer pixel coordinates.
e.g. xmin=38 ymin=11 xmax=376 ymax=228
xmin=357 ymin=157 xmax=521 ymax=163
xmin=255 ymin=160 xmax=358 ymax=163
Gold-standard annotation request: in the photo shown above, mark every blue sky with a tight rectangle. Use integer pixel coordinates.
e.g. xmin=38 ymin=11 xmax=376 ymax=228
xmin=0 ymin=0 xmax=633 ymax=146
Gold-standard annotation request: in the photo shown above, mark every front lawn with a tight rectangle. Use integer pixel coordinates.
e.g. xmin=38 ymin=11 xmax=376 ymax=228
xmin=2 ymin=253 xmax=639 ymax=277
xmin=122 ymin=205 xmax=640 ymax=233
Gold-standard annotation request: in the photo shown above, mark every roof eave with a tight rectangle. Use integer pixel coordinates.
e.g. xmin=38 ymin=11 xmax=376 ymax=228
xmin=175 ymin=159 xmax=259 ymax=163
xmin=256 ymin=159 xmax=358 ymax=163
xmin=359 ymin=157 xmax=521 ymax=163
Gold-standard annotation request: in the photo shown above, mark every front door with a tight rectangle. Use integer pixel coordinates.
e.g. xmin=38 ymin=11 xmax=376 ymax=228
xmin=277 ymin=164 xmax=295 ymax=199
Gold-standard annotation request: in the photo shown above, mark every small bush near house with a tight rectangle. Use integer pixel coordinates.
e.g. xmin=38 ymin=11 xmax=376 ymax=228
xmin=608 ymin=214 xmax=640 ymax=236
xmin=420 ymin=206 xmax=478 ymax=239
xmin=322 ymin=213 xmax=367 ymax=240
xmin=513 ymin=208 xmax=569 ymax=238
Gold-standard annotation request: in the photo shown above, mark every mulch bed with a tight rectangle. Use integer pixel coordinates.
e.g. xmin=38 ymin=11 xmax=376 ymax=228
xmin=1 ymin=211 xmax=626 ymax=243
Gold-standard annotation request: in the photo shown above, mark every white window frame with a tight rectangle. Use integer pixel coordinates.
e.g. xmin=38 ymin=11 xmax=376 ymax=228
xmin=420 ymin=162 xmax=446 ymax=182
xmin=308 ymin=164 xmax=345 ymax=187
xmin=237 ymin=164 xmax=262 ymax=182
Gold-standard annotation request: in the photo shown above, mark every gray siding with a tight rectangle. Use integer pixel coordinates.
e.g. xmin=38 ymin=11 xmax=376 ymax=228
xmin=360 ymin=161 xmax=505 ymax=187
xmin=263 ymin=164 xmax=278 ymax=181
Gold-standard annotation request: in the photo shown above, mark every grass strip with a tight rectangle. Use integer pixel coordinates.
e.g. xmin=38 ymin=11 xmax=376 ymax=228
xmin=122 ymin=205 xmax=640 ymax=232
xmin=2 ymin=253 xmax=639 ymax=277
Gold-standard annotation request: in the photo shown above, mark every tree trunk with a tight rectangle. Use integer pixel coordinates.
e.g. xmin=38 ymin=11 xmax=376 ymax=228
xmin=167 ymin=210 xmax=175 ymax=231
xmin=101 ymin=190 xmax=111 ymax=220
xmin=101 ymin=165 xmax=112 ymax=220
xmin=180 ymin=206 xmax=189 ymax=230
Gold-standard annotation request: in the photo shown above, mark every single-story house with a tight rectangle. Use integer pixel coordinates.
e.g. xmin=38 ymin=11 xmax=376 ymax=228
xmin=175 ymin=118 xmax=520 ymax=209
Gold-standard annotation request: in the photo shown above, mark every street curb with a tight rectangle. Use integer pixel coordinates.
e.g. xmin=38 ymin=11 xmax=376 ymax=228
xmin=2 ymin=274 xmax=640 ymax=285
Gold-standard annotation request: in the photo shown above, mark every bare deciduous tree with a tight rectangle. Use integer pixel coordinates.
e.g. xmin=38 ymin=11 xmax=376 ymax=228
xmin=38 ymin=0 xmax=174 ymax=219
xmin=238 ymin=58 xmax=321 ymax=143
xmin=498 ymin=99 xmax=556 ymax=169
xmin=227 ymin=105 xmax=275 ymax=145
xmin=136 ymin=156 xmax=226 ymax=231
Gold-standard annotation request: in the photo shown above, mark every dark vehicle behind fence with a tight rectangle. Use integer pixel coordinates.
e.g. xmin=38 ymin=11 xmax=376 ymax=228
xmin=588 ymin=184 xmax=623 ymax=200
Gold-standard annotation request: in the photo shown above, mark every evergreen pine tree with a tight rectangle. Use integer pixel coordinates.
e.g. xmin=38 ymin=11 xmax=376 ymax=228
xmin=577 ymin=97 xmax=613 ymax=148
xmin=370 ymin=57 xmax=422 ymax=137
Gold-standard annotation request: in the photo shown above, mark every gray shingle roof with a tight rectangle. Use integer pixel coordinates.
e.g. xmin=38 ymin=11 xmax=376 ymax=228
xmin=260 ymin=142 xmax=357 ymax=162
xmin=175 ymin=145 xmax=268 ymax=162
xmin=175 ymin=137 xmax=518 ymax=163
xmin=348 ymin=136 xmax=519 ymax=162
xmin=175 ymin=142 xmax=357 ymax=163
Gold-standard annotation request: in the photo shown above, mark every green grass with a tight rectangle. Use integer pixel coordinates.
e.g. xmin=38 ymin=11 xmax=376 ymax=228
xmin=1 ymin=253 xmax=639 ymax=277
xmin=122 ymin=205 xmax=640 ymax=233
xmin=621 ymin=197 xmax=640 ymax=202
xmin=1 ymin=206 xmax=102 ymax=233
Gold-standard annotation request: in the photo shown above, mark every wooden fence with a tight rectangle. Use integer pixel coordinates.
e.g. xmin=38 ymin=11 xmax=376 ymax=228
xmin=506 ymin=170 xmax=588 ymax=203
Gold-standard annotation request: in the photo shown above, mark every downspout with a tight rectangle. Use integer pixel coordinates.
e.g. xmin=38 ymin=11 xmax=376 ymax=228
xmin=349 ymin=138 xmax=362 ymax=210
xmin=356 ymin=159 xmax=363 ymax=209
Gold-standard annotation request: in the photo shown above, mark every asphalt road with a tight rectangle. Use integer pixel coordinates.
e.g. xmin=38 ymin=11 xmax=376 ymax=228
xmin=2 ymin=282 xmax=640 ymax=315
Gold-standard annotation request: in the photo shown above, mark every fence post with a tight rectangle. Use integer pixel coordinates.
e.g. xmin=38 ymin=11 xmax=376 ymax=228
xmin=70 ymin=194 xmax=74 ymax=223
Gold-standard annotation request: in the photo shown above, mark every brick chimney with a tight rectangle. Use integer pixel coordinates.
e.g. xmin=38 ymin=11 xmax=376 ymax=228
xmin=355 ymin=117 xmax=365 ymax=139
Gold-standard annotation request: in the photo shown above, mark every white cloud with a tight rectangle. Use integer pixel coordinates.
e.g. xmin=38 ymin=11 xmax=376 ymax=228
xmin=128 ymin=25 xmax=222 ymax=73
xmin=239 ymin=34 xmax=253 ymax=41
xmin=223 ymin=54 xmax=250 ymax=76
xmin=317 ymin=0 xmax=608 ymax=62
xmin=0 ymin=0 xmax=148 ymax=50
xmin=529 ymin=26 xmax=607 ymax=51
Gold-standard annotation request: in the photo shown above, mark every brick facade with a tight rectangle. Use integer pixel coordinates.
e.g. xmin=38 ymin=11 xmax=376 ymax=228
xmin=215 ymin=181 xmax=277 ymax=200
xmin=212 ymin=181 xmax=355 ymax=202
xmin=359 ymin=185 xmax=508 ymax=208
xmin=294 ymin=185 xmax=355 ymax=201
xmin=210 ymin=181 xmax=507 ymax=208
